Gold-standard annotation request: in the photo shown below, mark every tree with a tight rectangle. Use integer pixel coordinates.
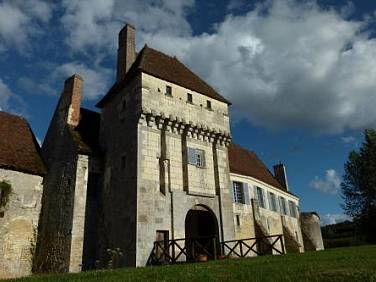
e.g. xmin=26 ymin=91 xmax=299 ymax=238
xmin=341 ymin=129 xmax=376 ymax=243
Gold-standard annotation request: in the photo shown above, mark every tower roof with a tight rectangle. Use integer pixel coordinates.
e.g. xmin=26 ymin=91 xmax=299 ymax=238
xmin=97 ymin=45 xmax=231 ymax=107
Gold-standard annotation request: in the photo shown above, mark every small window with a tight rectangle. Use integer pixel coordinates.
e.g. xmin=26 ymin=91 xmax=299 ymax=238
xmin=165 ymin=85 xmax=172 ymax=96
xmin=289 ymin=200 xmax=297 ymax=218
xmin=233 ymin=182 xmax=244 ymax=203
xmin=121 ymin=156 xmax=126 ymax=170
xmin=121 ymin=99 xmax=126 ymax=112
xmin=187 ymin=93 xmax=193 ymax=103
xmin=268 ymin=192 xmax=278 ymax=212
xmin=256 ymin=187 xmax=265 ymax=208
xmin=187 ymin=147 xmax=205 ymax=168
xmin=206 ymin=100 xmax=212 ymax=110
xmin=236 ymin=215 xmax=241 ymax=226
xmin=279 ymin=197 xmax=288 ymax=215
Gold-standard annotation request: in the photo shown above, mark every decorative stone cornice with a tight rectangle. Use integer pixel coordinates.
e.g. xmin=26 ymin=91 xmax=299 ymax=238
xmin=140 ymin=108 xmax=231 ymax=146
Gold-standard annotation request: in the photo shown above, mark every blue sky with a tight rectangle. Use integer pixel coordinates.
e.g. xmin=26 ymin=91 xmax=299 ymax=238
xmin=1 ymin=0 xmax=376 ymax=225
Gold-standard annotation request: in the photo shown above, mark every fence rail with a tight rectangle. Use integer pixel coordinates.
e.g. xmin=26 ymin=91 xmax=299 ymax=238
xmin=147 ymin=234 xmax=284 ymax=265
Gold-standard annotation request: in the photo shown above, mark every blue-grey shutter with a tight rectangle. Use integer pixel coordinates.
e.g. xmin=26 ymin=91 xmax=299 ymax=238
xmin=188 ymin=147 xmax=196 ymax=165
xmin=243 ymin=183 xmax=250 ymax=205
xmin=230 ymin=181 xmax=235 ymax=202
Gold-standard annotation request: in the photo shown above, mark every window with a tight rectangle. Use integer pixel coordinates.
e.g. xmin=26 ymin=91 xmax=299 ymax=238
xmin=279 ymin=197 xmax=288 ymax=215
xmin=187 ymin=147 xmax=205 ymax=167
xmin=236 ymin=215 xmax=241 ymax=226
xmin=233 ymin=182 xmax=244 ymax=203
xmin=165 ymin=85 xmax=172 ymax=96
xmin=268 ymin=192 xmax=278 ymax=212
xmin=187 ymin=93 xmax=193 ymax=103
xmin=256 ymin=186 xmax=265 ymax=208
xmin=121 ymin=155 xmax=126 ymax=170
xmin=121 ymin=99 xmax=126 ymax=112
xmin=289 ymin=200 xmax=297 ymax=218
xmin=206 ymin=100 xmax=212 ymax=110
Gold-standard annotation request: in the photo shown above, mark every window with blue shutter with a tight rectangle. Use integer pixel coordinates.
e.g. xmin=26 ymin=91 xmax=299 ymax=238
xmin=243 ymin=183 xmax=250 ymax=205
xmin=232 ymin=181 xmax=244 ymax=203
xmin=187 ymin=147 xmax=205 ymax=167
xmin=256 ymin=186 xmax=265 ymax=208
xmin=188 ymin=147 xmax=196 ymax=165
xmin=268 ymin=192 xmax=278 ymax=212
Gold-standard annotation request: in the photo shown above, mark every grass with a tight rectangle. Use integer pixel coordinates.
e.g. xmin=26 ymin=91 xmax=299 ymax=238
xmin=6 ymin=245 xmax=376 ymax=282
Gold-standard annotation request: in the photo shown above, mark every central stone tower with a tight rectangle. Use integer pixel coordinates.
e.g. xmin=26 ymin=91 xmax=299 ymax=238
xmin=96 ymin=24 xmax=235 ymax=266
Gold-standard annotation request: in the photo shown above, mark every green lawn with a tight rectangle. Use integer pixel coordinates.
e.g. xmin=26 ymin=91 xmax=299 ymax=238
xmin=6 ymin=245 xmax=376 ymax=282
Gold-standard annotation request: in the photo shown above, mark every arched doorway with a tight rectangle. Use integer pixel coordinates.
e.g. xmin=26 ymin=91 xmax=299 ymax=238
xmin=185 ymin=205 xmax=219 ymax=261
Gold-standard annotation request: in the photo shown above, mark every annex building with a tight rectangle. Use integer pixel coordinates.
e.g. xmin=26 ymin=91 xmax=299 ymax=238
xmin=0 ymin=24 xmax=324 ymax=279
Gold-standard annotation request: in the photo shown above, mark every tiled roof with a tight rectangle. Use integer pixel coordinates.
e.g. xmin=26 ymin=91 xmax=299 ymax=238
xmin=0 ymin=111 xmax=46 ymax=176
xmin=69 ymin=108 xmax=101 ymax=155
xmin=228 ymin=143 xmax=287 ymax=192
xmin=96 ymin=45 xmax=231 ymax=107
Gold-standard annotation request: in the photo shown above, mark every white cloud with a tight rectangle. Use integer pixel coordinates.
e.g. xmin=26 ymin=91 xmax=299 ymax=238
xmin=52 ymin=62 xmax=112 ymax=100
xmin=139 ymin=0 xmax=376 ymax=133
xmin=321 ymin=213 xmax=351 ymax=226
xmin=310 ymin=169 xmax=341 ymax=194
xmin=60 ymin=0 xmax=194 ymax=53
xmin=341 ymin=136 xmax=356 ymax=144
xmin=0 ymin=79 xmax=13 ymax=111
xmin=17 ymin=77 xmax=55 ymax=96
xmin=0 ymin=1 xmax=53 ymax=52
xmin=7 ymin=0 xmax=376 ymax=133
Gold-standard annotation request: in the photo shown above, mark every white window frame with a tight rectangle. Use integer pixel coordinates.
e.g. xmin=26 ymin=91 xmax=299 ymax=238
xmin=279 ymin=196 xmax=288 ymax=215
xmin=256 ymin=186 xmax=265 ymax=208
xmin=233 ymin=181 xmax=244 ymax=204
xmin=268 ymin=192 xmax=278 ymax=212
xmin=188 ymin=147 xmax=205 ymax=168
xmin=289 ymin=200 xmax=297 ymax=218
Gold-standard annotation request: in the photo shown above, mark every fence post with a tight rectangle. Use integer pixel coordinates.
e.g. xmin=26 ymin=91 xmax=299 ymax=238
xmin=213 ymin=237 xmax=217 ymax=260
xmin=280 ymin=235 xmax=285 ymax=254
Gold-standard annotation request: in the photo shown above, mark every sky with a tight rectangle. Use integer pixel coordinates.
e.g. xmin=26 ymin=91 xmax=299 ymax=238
xmin=1 ymin=0 xmax=376 ymax=226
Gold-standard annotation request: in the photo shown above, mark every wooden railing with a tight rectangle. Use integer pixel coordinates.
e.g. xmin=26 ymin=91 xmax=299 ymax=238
xmin=147 ymin=234 xmax=285 ymax=265
xmin=220 ymin=234 xmax=285 ymax=258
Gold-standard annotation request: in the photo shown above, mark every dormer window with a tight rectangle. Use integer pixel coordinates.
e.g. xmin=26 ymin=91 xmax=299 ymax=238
xmin=165 ymin=85 xmax=172 ymax=96
xmin=187 ymin=93 xmax=193 ymax=103
xmin=206 ymin=100 xmax=212 ymax=110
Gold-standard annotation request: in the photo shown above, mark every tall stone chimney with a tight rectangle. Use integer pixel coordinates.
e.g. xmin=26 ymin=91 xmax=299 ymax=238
xmin=59 ymin=74 xmax=83 ymax=127
xmin=273 ymin=163 xmax=289 ymax=191
xmin=117 ymin=23 xmax=136 ymax=82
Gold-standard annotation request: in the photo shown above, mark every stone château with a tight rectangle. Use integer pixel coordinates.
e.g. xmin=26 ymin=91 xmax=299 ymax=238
xmin=0 ymin=24 xmax=324 ymax=279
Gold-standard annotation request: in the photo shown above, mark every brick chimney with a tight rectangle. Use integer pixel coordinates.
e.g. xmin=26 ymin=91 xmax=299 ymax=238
xmin=59 ymin=74 xmax=83 ymax=127
xmin=117 ymin=23 xmax=136 ymax=82
xmin=273 ymin=163 xmax=289 ymax=191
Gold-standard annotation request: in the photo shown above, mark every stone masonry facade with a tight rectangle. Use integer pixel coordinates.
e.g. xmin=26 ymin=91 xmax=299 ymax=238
xmin=0 ymin=23 xmax=324 ymax=279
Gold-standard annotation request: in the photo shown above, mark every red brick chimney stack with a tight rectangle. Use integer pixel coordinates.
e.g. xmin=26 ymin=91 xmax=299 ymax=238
xmin=61 ymin=74 xmax=83 ymax=127
xmin=273 ymin=163 xmax=289 ymax=191
xmin=117 ymin=23 xmax=136 ymax=82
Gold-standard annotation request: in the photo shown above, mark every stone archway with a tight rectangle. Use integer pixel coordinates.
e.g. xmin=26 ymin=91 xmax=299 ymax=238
xmin=185 ymin=205 xmax=219 ymax=261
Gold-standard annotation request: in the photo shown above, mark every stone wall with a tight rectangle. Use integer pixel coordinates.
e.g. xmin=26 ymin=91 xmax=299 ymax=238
xmin=134 ymin=72 xmax=234 ymax=266
xmin=99 ymin=74 xmax=141 ymax=267
xmin=230 ymin=173 xmax=304 ymax=253
xmin=0 ymin=169 xmax=43 ymax=279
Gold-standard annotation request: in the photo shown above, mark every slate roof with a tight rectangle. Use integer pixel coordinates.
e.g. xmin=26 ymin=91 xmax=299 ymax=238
xmin=69 ymin=108 xmax=101 ymax=155
xmin=0 ymin=111 xmax=46 ymax=176
xmin=97 ymin=45 xmax=231 ymax=107
xmin=228 ymin=143 xmax=288 ymax=192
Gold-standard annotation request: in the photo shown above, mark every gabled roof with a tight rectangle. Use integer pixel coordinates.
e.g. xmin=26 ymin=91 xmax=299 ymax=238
xmin=0 ymin=111 xmax=46 ymax=176
xmin=228 ymin=143 xmax=287 ymax=192
xmin=69 ymin=108 xmax=101 ymax=155
xmin=96 ymin=45 xmax=231 ymax=107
